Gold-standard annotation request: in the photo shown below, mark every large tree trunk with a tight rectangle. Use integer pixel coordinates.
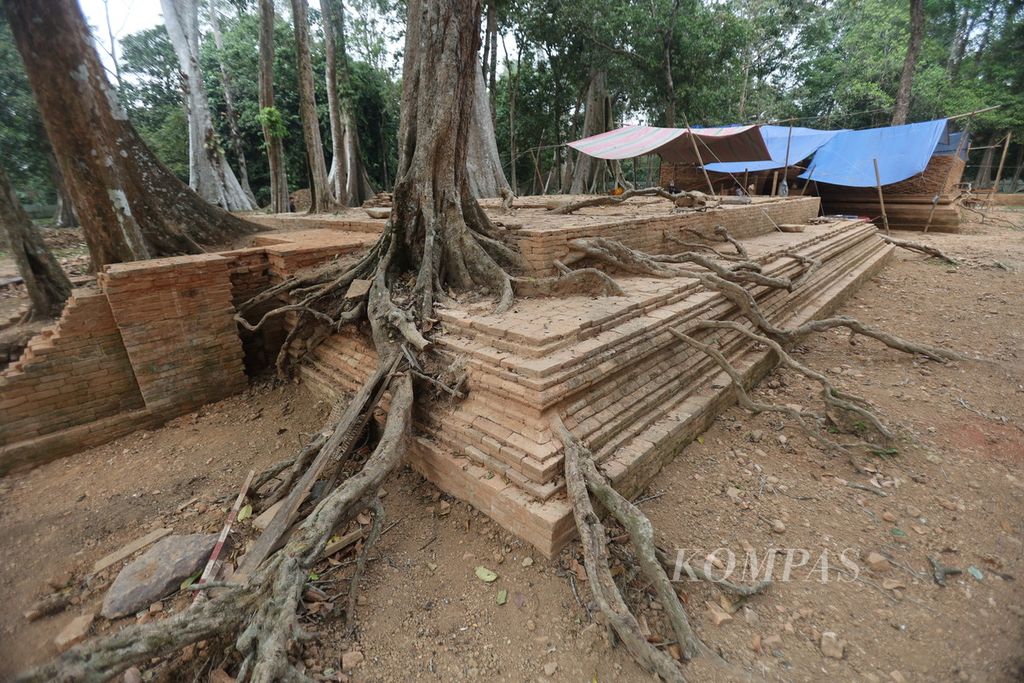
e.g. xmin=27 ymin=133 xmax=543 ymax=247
xmin=5 ymin=0 xmax=256 ymax=269
xmin=322 ymin=0 xmax=376 ymax=207
xmin=208 ymin=0 xmax=258 ymax=205
xmin=320 ymin=0 xmax=350 ymax=207
xmin=258 ymin=0 xmax=290 ymax=213
xmin=0 ymin=166 xmax=71 ymax=318
xmin=466 ymin=64 xmax=512 ymax=200
xmin=46 ymin=150 xmax=77 ymax=228
xmin=891 ymin=0 xmax=925 ymax=126
xmin=485 ymin=0 xmax=497 ymax=119
xmin=386 ymin=0 xmax=517 ymax=319
xmin=160 ymin=0 xmax=256 ymax=211
xmin=290 ymin=0 xmax=338 ymax=213
xmin=570 ymin=70 xmax=611 ymax=194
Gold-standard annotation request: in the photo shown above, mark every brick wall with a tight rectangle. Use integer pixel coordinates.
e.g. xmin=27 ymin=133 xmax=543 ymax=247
xmin=100 ymin=254 xmax=247 ymax=413
xmin=0 ymin=289 xmax=144 ymax=448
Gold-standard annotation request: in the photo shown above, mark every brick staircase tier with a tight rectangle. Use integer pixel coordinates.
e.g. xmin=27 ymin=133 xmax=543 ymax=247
xmin=297 ymin=217 xmax=894 ymax=556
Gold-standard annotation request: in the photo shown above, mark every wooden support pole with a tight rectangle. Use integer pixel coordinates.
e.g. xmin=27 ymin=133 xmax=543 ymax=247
xmin=682 ymin=115 xmax=716 ymax=195
xmin=799 ymin=164 xmax=815 ymax=196
xmin=873 ymin=158 xmax=890 ymax=234
xmin=770 ymin=171 xmax=779 ymax=196
xmin=742 ymin=169 xmax=749 ymax=196
xmin=992 ymin=131 xmax=1012 ymax=194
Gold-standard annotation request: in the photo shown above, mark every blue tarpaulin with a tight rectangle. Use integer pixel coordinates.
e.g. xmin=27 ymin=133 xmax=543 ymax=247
xmin=703 ymin=125 xmax=841 ymax=173
xmin=798 ymin=119 xmax=948 ymax=187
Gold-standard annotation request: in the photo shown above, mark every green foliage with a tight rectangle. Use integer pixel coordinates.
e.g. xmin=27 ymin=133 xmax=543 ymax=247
xmin=257 ymin=107 xmax=288 ymax=139
xmin=0 ymin=17 xmax=54 ymax=204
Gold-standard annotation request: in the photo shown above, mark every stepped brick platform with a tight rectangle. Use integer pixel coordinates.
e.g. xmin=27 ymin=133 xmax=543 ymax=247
xmin=297 ymin=214 xmax=893 ymax=556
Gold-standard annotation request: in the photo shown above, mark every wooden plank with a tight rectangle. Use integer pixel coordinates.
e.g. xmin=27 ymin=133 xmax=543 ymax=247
xmin=92 ymin=527 xmax=173 ymax=574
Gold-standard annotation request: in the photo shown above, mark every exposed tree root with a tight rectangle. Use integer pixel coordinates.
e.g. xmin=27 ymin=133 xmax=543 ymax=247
xmin=878 ymin=234 xmax=959 ymax=265
xmin=17 ymin=372 xmax=413 ymax=683
xmin=654 ymin=547 xmax=771 ymax=598
xmin=556 ymin=416 xmax=691 ymax=682
xmin=669 ymin=328 xmax=857 ymax=454
xmin=697 ymin=320 xmax=893 ymax=441
xmin=548 ymin=186 xmax=717 ymax=215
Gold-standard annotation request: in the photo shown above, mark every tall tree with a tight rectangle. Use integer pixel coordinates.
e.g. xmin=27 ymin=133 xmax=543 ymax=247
xmin=467 ymin=64 xmax=513 ymax=200
xmin=207 ymin=0 xmax=257 ymax=204
xmin=0 ymin=165 xmax=70 ymax=318
xmin=258 ymin=0 xmax=290 ymax=213
xmin=569 ymin=69 xmax=611 ymax=194
xmin=160 ymin=0 xmax=255 ymax=211
xmin=321 ymin=0 xmax=375 ymax=206
xmin=291 ymin=0 xmax=337 ymax=212
xmin=892 ymin=0 xmax=925 ymax=125
xmin=4 ymin=0 xmax=255 ymax=268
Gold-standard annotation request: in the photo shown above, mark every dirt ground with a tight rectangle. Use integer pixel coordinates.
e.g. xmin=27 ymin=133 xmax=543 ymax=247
xmin=1 ymin=210 xmax=1023 ymax=682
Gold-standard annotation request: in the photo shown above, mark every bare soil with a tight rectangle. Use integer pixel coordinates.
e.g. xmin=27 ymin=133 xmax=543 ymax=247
xmin=1 ymin=212 xmax=1023 ymax=682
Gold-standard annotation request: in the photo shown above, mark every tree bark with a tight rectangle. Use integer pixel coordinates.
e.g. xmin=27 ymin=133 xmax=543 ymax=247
xmin=0 ymin=166 xmax=71 ymax=318
xmin=466 ymin=64 xmax=512 ymax=200
xmin=46 ymin=150 xmax=77 ymax=228
xmin=891 ymin=0 xmax=925 ymax=126
xmin=258 ymin=0 xmax=290 ymax=213
xmin=321 ymin=0 xmax=350 ymax=207
xmin=388 ymin=0 xmax=517 ymax=318
xmin=5 ymin=0 xmax=256 ymax=269
xmin=160 ymin=0 xmax=255 ymax=211
xmin=322 ymin=0 xmax=376 ymax=207
xmin=208 ymin=0 xmax=257 ymax=204
xmin=291 ymin=0 xmax=338 ymax=212
xmin=570 ymin=70 xmax=611 ymax=194
xmin=976 ymin=140 xmax=995 ymax=188
xmin=485 ymin=0 xmax=497 ymax=119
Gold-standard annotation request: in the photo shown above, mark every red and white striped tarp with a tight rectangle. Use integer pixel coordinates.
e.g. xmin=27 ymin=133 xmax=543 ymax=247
xmin=567 ymin=125 xmax=771 ymax=164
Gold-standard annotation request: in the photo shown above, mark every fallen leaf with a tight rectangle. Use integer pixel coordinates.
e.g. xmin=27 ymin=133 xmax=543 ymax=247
xmin=180 ymin=570 xmax=202 ymax=590
xmin=237 ymin=504 xmax=252 ymax=522
xmin=475 ymin=566 xmax=498 ymax=583
xmin=496 ymin=589 xmax=508 ymax=606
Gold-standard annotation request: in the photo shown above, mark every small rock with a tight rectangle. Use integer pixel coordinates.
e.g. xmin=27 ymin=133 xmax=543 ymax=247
xmin=881 ymin=511 xmax=897 ymax=523
xmin=938 ymin=498 xmax=958 ymax=511
xmin=820 ymin=631 xmax=846 ymax=659
xmin=777 ymin=434 xmax=788 ymax=447
xmin=46 ymin=572 xmax=73 ymax=591
xmin=341 ymin=651 xmax=364 ymax=670
xmin=726 ymin=487 xmax=743 ymax=504
xmin=706 ymin=601 xmax=733 ymax=626
xmin=763 ymin=634 xmax=782 ymax=648
xmin=122 ymin=667 xmax=143 ymax=683
xmin=743 ymin=607 xmax=759 ymax=625
xmin=749 ymin=430 xmax=763 ymax=443
xmin=890 ymin=671 xmax=907 ymax=683
xmin=771 ymin=519 xmax=786 ymax=534
xmin=543 ymin=662 xmax=558 ymax=676
xmin=906 ymin=505 xmax=922 ymax=518
xmin=149 ymin=601 xmax=163 ymax=614
xmin=527 ymin=619 xmax=536 ymax=631
xmin=865 ymin=551 xmax=890 ymax=573
xmin=55 ymin=612 xmax=94 ymax=652
xmin=522 ymin=557 xmax=534 ymax=568
xmin=101 ymin=534 xmax=218 ymax=619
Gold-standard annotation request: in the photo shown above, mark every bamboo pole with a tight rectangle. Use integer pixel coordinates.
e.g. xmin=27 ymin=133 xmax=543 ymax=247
xmin=946 ymin=104 xmax=1001 ymax=121
xmin=742 ymin=169 xmax=749 ymax=196
xmin=873 ymin=158 xmax=890 ymax=234
xmin=770 ymin=171 xmax=779 ymax=196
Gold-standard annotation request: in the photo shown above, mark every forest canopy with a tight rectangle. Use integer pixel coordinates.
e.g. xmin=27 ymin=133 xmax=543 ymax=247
xmin=1 ymin=0 xmax=1021 ymax=208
